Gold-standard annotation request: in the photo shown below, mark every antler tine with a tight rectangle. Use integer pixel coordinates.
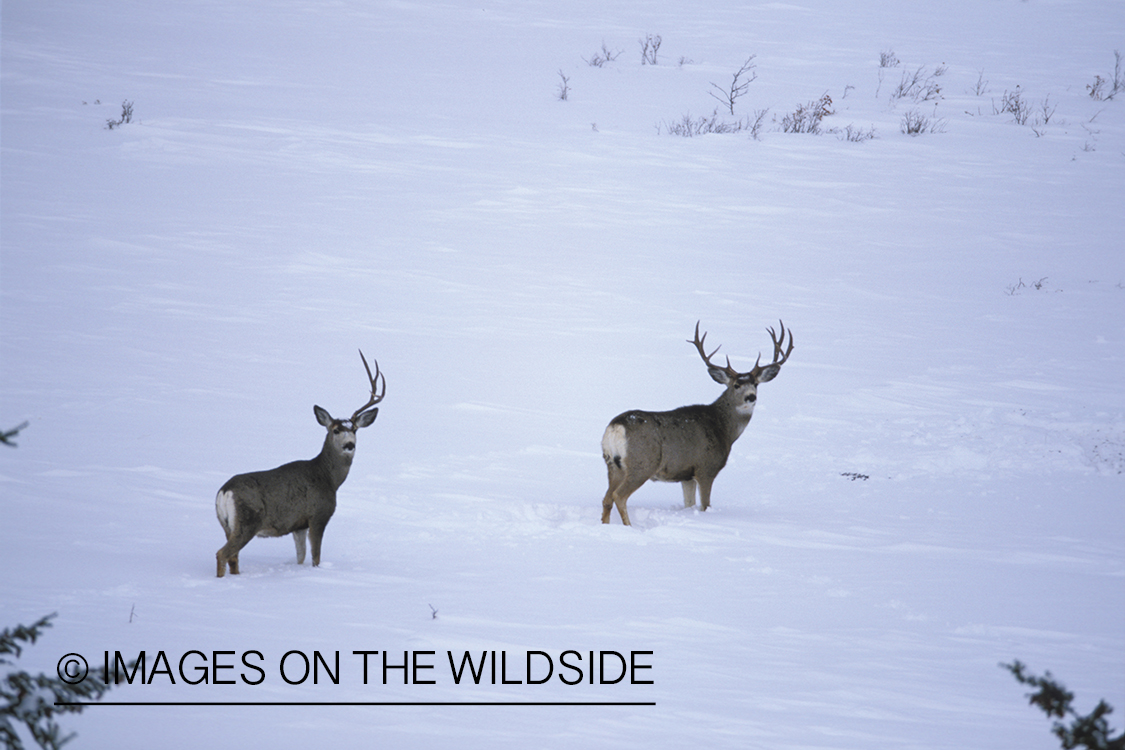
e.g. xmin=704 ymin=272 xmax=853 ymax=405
xmin=748 ymin=319 xmax=794 ymax=378
xmin=766 ymin=320 xmax=794 ymax=366
xmin=351 ymin=349 xmax=385 ymax=420
xmin=689 ymin=320 xmax=739 ymax=377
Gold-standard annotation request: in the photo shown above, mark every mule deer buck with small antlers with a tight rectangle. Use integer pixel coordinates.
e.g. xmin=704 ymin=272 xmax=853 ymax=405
xmin=601 ymin=321 xmax=793 ymax=526
xmin=215 ymin=351 xmax=385 ymax=577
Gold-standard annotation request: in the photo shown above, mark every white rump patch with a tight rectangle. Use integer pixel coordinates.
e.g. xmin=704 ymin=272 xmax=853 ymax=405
xmin=215 ymin=490 xmax=236 ymax=535
xmin=602 ymin=423 xmax=628 ymax=464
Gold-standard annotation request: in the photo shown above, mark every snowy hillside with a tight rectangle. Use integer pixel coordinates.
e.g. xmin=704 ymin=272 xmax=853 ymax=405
xmin=2 ymin=0 xmax=1123 ymax=747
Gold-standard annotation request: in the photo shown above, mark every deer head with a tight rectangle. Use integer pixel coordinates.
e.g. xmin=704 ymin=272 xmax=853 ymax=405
xmin=314 ymin=350 xmax=385 ymax=456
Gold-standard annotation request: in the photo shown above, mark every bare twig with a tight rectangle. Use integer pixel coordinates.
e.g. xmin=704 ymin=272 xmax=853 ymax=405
xmin=583 ymin=41 xmax=622 ymax=67
xmin=1 ymin=421 xmax=29 ymax=447
xmin=709 ymin=55 xmax=757 ymax=115
xmin=556 ymin=70 xmax=570 ymax=101
xmin=639 ymin=34 xmax=662 ymax=65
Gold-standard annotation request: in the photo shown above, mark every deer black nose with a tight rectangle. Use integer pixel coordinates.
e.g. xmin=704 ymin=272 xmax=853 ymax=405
xmin=745 ymin=393 xmax=757 ymax=403
xmin=343 ymin=441 xmax=356 ymax=451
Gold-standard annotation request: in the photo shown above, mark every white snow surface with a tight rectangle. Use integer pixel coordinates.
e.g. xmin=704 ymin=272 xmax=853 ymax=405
xmin=2 ymin=1 xmax=1123 ymax=747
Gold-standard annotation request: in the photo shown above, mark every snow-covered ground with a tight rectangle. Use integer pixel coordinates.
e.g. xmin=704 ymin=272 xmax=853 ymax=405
xmin=2 ymin=1 xmax=1123 ymax=747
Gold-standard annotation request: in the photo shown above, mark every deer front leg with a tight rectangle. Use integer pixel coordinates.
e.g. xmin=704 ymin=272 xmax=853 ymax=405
xmin=293 ymin=529 xmax=308 ymax=565
xmin=308 ymin=517 xmax=332 ymax=567
xmin=696 ymin=475 xmax=716 ymax=511
xmin=681 ymin=478 xmax=697 ymax=508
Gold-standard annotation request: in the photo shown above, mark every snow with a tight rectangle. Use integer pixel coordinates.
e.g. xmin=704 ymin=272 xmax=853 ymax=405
xmin=2 ymin=0 xmax=1123 ymax=747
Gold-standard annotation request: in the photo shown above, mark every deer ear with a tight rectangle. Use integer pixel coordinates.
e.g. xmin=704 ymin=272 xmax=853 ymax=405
xmin=755 ymin=364 xmax=781 ymax=384
xmin=354 ymin=408 xmax=378 ymax=429
xmin=313 ymin=405 xmax=333 ymax=426
xmin=708 ymin=367 xmax=732 ymax=385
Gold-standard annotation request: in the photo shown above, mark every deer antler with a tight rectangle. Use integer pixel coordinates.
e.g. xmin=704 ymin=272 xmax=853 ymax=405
xmin=748 ymin=320 xmax=794 ymax=380
xmin=689 ymin=321 xmax=740 ymax=380
xmin=351 ymin=349 xmax=385 ymax=422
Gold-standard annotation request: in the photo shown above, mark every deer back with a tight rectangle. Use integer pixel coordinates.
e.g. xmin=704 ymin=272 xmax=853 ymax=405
xmin=217 ymin=456 xmax=335 ymax=539
xmin=606 ymin=395 xmax=745 ymax=482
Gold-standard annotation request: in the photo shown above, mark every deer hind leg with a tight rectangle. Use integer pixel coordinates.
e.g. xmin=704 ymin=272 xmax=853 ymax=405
xmin=602 ymin=467 xmax=649 ymax=526
xmin=216 ymin=530 xmax=255 ymax=577
xmin=293 ymin=528 xmax=308 ymax=565
xmin=602 ymin=452 xmax=624 ymax=524
xmin=681 ymin=478 xmax=697 ymax=508
xmin=612 ymin=492 xmax=633 ymax=526
xmin=215 ymin=491 xmax=259 ymax=577
xmin=602 ymin=471 xmax=634 ymax=525
xmin=601 ymin=487 xmax=634 ymax=526
xmin=601 ymin=487 xmax=617 ymax=524
xmin=602 ymin=424 xmax=636 ymax=525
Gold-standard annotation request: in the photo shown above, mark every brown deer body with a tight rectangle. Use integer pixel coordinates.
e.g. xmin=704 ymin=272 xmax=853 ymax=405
xmin=601 ymin=322 xmax=792 ymax=526
xmin=215 ymin=351 xmax=384 ymax=577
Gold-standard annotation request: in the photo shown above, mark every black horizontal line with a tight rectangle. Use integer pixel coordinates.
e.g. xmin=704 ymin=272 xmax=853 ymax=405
xmin=56 ymin=701 xmax=656 ymax=707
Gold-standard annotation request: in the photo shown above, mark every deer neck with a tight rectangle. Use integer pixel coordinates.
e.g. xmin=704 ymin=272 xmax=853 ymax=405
xmin=714 ymin=390 xmax=753 ymax=443
xmin=316 ymin=432 xmax=356 ymax=489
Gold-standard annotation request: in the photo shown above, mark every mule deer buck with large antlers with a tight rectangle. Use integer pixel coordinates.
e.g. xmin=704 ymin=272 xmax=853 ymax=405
xmin=601 ymin=321 xmax=793 ymax=526
xmin=215 ymin=351 xmax=385 ymax=577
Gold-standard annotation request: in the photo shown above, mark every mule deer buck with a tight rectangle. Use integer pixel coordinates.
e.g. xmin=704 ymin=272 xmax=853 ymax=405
xmin=601 ymin=321 xmax=793 ymax=525
xmin=215 ymin=351 xmax=385 ymax=577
